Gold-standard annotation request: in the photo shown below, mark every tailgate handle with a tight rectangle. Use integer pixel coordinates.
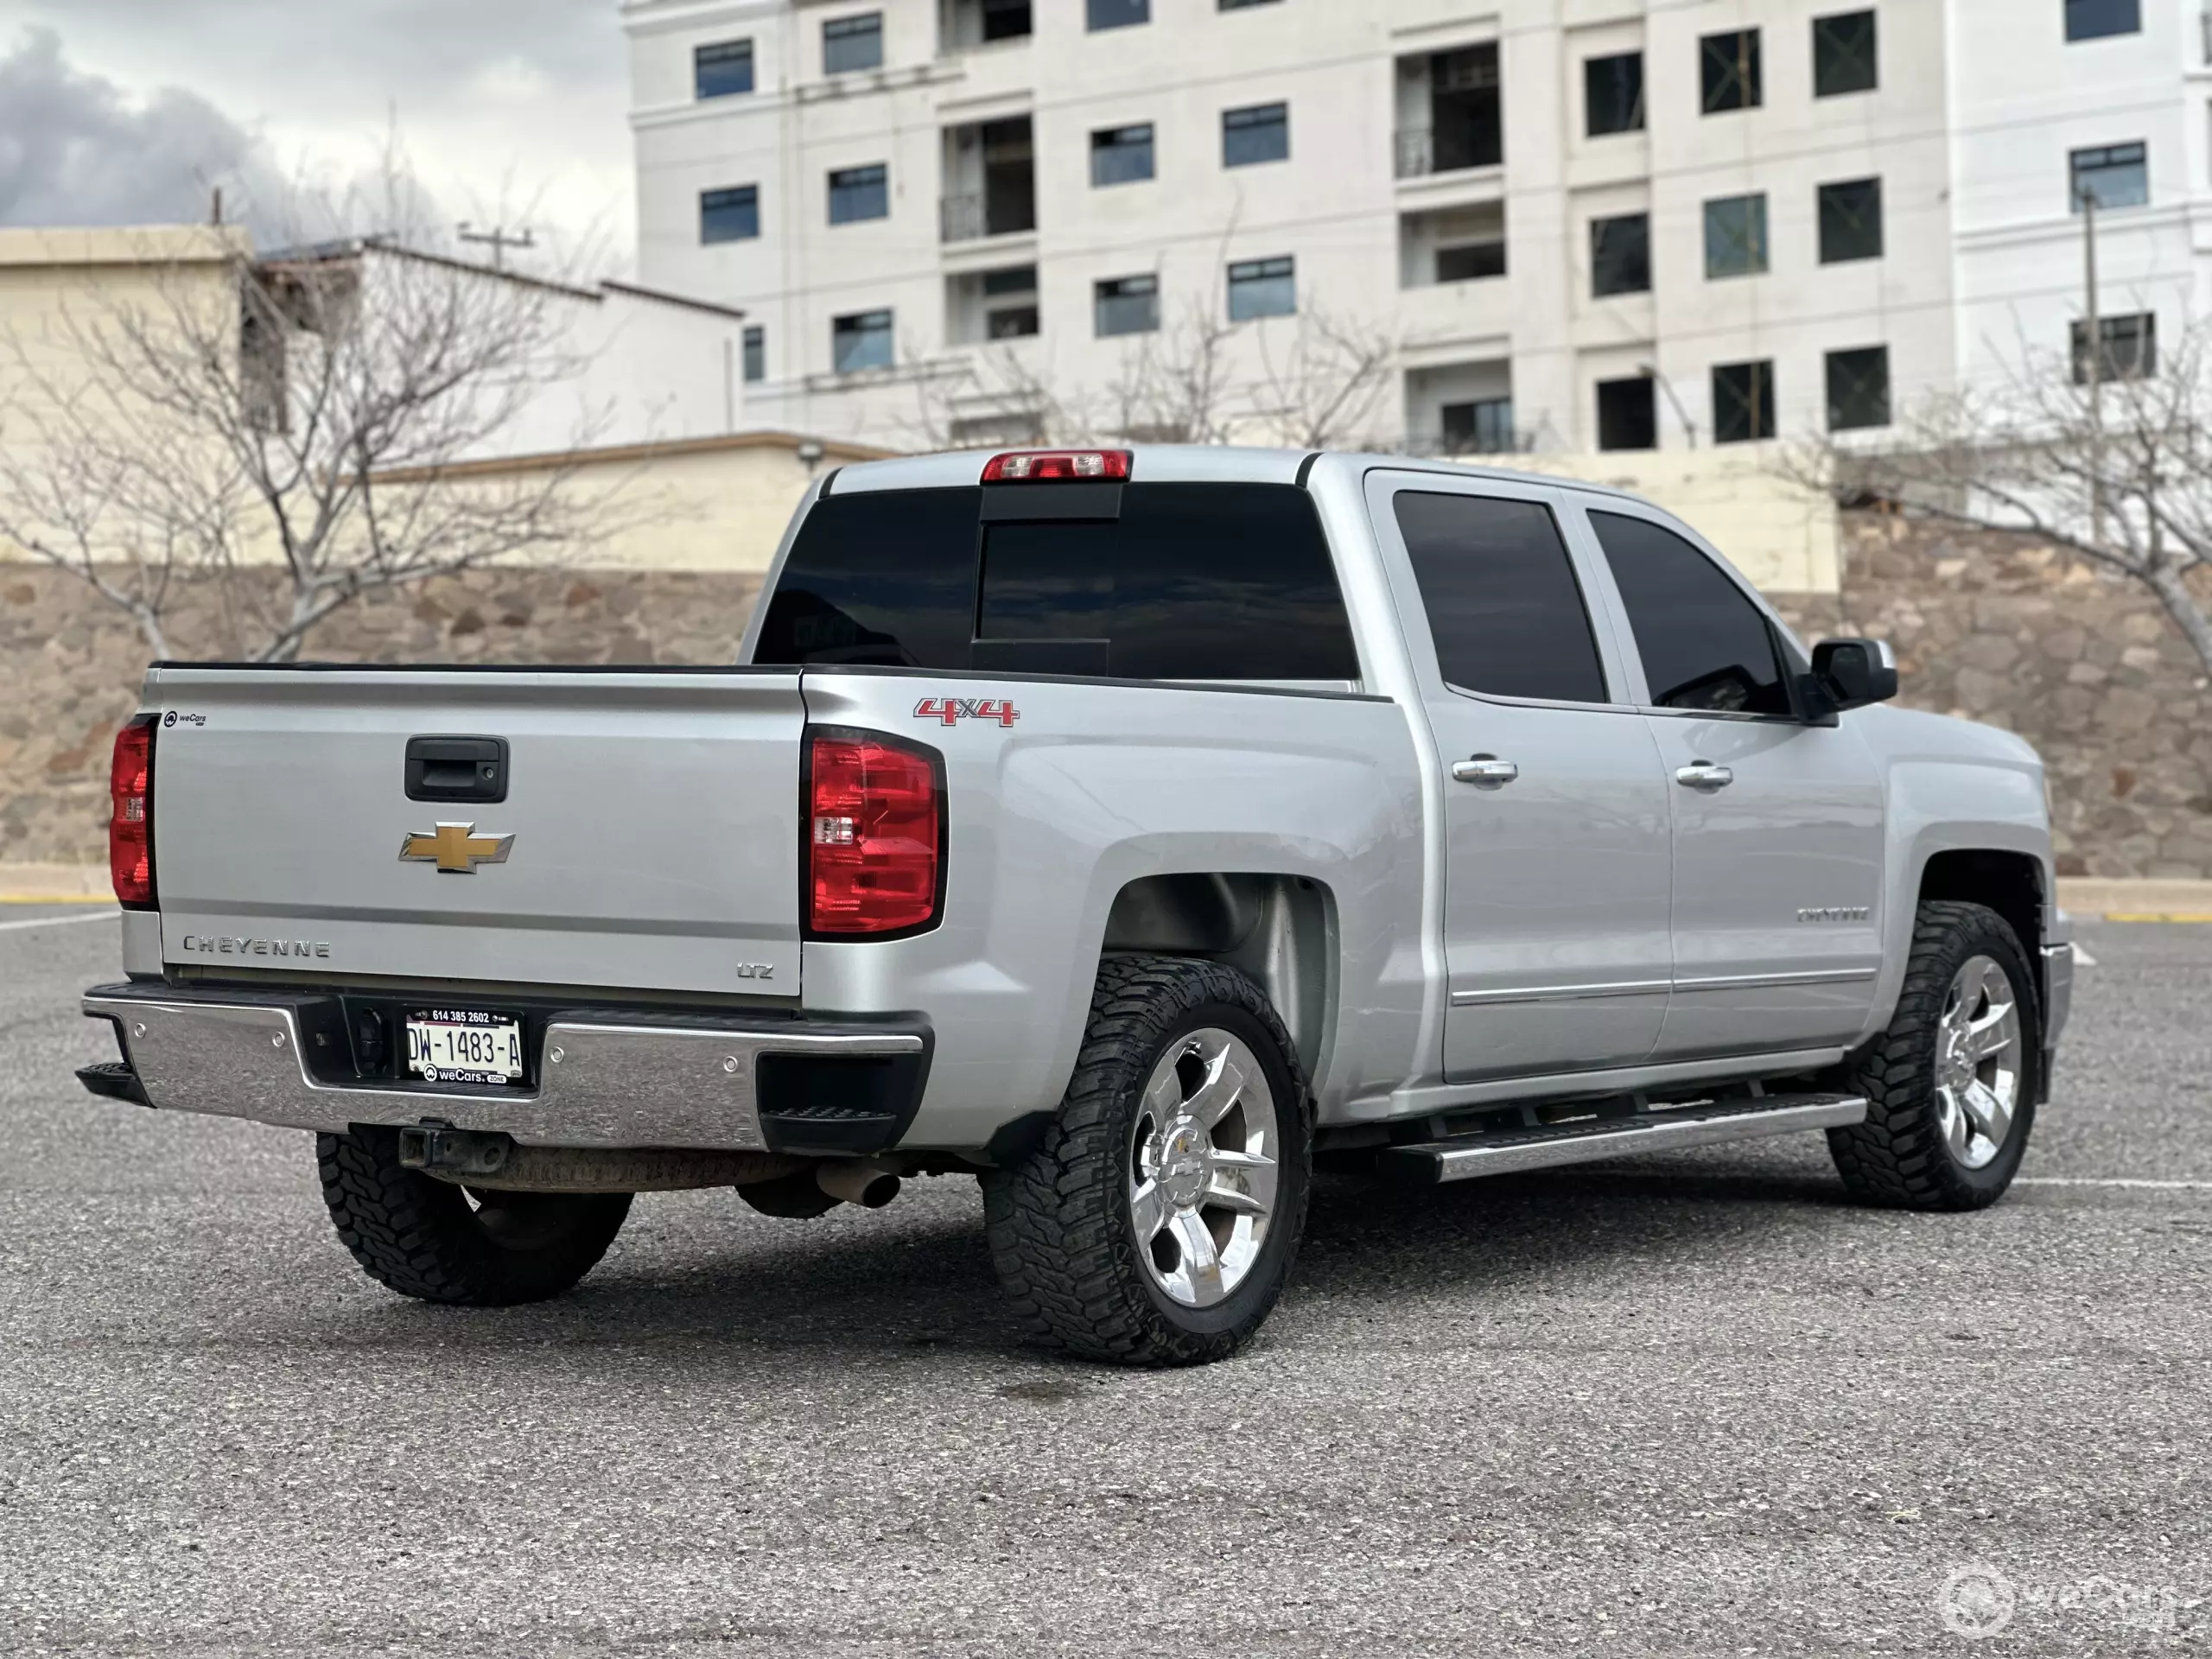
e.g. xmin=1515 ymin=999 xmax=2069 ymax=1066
xmin=405 ymin=735 xmax=509 ymax=804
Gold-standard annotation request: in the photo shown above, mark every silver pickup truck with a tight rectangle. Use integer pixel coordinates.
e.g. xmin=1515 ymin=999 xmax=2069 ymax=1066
xmin=79 ymin=446 xmax=2073 ymax=1365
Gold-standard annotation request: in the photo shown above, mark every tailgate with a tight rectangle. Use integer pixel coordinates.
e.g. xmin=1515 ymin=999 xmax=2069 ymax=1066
xmin=147 ymin=666 xmax=804 ymax=996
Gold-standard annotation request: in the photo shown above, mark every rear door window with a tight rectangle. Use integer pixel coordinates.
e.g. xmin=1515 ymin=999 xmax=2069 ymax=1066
xmin=758 ymin=481 xmax=1359 ymax=681
xmin=1394 ymin=492 xmax=1610 ymax=704
xmin=1587 ymin=510 xmax=1793 ymax=716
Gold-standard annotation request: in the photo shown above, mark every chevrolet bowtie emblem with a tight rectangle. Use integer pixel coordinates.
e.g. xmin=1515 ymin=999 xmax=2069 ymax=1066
xmin=398 ymin=823 xmax=514 ymax=874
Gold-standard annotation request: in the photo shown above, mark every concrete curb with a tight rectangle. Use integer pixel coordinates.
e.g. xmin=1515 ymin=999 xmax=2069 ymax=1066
xmin=2058 ymin=879 xmax=2212 ymax=923
xmin=0 ymin=864 xmax=111 ymax=904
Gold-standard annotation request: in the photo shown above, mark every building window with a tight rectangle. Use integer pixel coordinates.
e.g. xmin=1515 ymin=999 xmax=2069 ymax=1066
xmin=1091 ymin=124 xmax=1155 ymax=187
xmin=2071 ymin=142 xmax=2149 ymax=211
xmin=1089 ymin=0 xmax=1149 ymax=30
xmin=1227 ymin=255 xmax=1296 ymax=321
xmin=2065 ymin=0 xmax=2140 ymax=42
xmin=831 ymin=308 xmax=894 ymax=373
xmin=1700 ymin=29 xmax=1763 ymax=113
xmin=979 ymin=0 xmax=1033 ymax=41
xmin=1438 ymin=241 xmax=1506 ymax=282
xmin=1224 ymin=102 xmax=1290 ymax=168
xmin=1440 ymin=397 xmax=1516 ymax=454
xmin=982 ymin=264 xmax=1039 ymax=338
xmin=1591 ymin=213 xmax=1652 ymax=297
xmin=1712 ymin=360 xmax=1777 ymax=444
xmin=1095 ymin=274 xmax=1160 ymax=337
xmin=828 ymin=163 xmax=889 ymax=225
xmin=1813 ymin=11 xmax=1878 ymax=97
xmin=695 ymin=40 xmax=754 ymax=100
xmin=1585 ymin=52 xmax=1646 ymax=137
xmin=1704 ymin=194 xmax=1770 ymax=278
xmin=1819 ymin=177 xmax=1885 ymax=263
xmin=2072 ymin=313 xmax=2158 ymax=381
xmin=741 ymin=325 xmax=766 ymax=383
xmin=700 ymin=185 xmax=760 ymax=244
xmin=1826 ymin=346 xmax=1891 ymax=430
xmin=823 ymin=13 xmax=884 ymax=74
xmin=1596 ymin=377 xmax=1656 ymax=451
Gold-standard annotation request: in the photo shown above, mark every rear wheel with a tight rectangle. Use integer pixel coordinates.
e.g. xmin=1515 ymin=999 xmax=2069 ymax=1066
xmin=982 ymin=956 xmax=1312 ymax=1366
xmin=317 ymin=1127 xmax=632 ymax=1305
xmin=1829 ymin=900 xmax=2039 ymax=1211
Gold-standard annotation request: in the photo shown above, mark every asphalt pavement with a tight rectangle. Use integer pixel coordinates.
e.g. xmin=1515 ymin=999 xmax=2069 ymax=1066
xmin=2 ymin=911 xmax=2207 ymax=1656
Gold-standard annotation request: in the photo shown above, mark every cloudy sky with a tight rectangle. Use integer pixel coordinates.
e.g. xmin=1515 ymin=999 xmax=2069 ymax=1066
xmin=0 ymin=1 xmax=636 ymax=270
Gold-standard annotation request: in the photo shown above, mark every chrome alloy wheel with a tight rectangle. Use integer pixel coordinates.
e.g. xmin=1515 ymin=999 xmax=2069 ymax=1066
xmin=1933 ymin=954 xmax=2024 ymax=1171
xmin=1128 ymin=1027 xmax=1281 ymax=1308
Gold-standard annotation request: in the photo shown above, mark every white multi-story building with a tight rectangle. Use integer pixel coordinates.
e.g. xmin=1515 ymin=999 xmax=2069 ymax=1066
xmin=620 ymin=0 xmax=2196 ymax=454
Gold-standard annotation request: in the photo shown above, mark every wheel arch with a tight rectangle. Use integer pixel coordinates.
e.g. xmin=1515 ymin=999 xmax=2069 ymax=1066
xmin=1101 ymin=872 xmax=1338 ymax=1087
xmin=1915 ymin=848 xmax=2049 ymax=1042
xmin=1916 ymin=848 xmax=2044 ymax=961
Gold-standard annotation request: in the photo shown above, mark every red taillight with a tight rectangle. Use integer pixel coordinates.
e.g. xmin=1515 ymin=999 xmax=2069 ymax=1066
xmin=806 ymin=730 xmax=943 ymax=936
xmin=109 ymin=719 xmax=156 ymax=908
xmin=981 ymin=448 xmax=1132 ymax=483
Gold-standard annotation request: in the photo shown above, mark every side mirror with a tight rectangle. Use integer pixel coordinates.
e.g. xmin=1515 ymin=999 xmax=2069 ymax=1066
xmin=1811 ymin=638 xmax=1899 ymax=713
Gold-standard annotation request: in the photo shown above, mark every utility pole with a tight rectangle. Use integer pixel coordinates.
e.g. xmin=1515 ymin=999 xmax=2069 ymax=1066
xmin=456 ymin=222 xmax=537 ymax=272
xmin=2082 ymin=183 xmax=2105 ymax=547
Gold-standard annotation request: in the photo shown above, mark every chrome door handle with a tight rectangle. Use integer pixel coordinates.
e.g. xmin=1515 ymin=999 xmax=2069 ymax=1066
xmin=1452 ymin=756 xmax=1520 ymax=787
xmin=1675 ymin=761 xmax=1735 ymax=791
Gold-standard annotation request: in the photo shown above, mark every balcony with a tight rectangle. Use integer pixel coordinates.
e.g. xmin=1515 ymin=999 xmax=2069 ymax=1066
xmin=1401 ymin=203 xmax=1506 ymax=288
xmin=1403 ymin=359 xmax=1529 ymax=457
xmin=1395 ymin=42 xmax=1501 ymax=179
xmin=941 ymin=115 xmax=1036 ymax=243
xmin=941 ymin=0 xmax=1033 ymax=51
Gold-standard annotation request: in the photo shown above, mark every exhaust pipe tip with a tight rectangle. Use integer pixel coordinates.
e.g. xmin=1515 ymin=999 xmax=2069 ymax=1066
xmin=816 ymin=1159 xmax=902 ymax=1209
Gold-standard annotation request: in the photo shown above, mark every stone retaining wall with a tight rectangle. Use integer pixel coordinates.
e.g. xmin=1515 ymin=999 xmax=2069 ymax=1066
xmin=0 ymin=567 xmax=762 ymax=866
xmin=1807 ymin=516 xmax=2212 ymax=880
xmin=4 ymin=512 xmax=2209 ymax=875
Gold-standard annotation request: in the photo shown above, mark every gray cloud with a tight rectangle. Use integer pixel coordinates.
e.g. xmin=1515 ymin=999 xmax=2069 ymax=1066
xmin=0 ymin=6 xmax=627 ymax=257
xmin=0 ymin=28 xmax=288 ymax=228
xmin=14 ymin=0 xmax=620 ymax=109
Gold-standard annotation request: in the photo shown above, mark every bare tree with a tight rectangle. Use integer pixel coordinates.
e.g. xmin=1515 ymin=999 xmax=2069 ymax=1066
xmin=0 ymin=169 xmax=627 ymax=662
xmin=1251 ymin=310 xmax=1398 ymax=450
xmin=904 ymin=342 xmax=1080 ymax=452
xmin=1789 ymin=320 xmax=2212 ymax=677
xmin=1102 ymin=302 xmax=1241 ymax=445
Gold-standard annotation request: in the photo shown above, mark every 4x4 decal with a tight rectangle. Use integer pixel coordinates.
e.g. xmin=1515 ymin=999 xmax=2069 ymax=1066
xmin=914 ymin=696 xmax=1020 ymax=728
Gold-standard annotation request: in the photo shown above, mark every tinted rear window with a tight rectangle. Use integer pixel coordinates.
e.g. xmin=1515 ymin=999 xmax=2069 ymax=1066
xmin=1394 ymin=492 xmax=1609 ymax=703
xmin=755 ymin=481 xmax=1359 ymax=681
xmin=753 ymin=486 xmax=980 ymax=668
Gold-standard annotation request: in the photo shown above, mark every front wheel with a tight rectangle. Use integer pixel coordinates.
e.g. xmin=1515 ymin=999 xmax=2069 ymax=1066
xmin=317 ymin=1127 xmax=632 ymax=1305
xmin=982 ymin=956 xmax=1313 ymax=1366
xmin=1829 ymin=900 xmax=2040 ymax=1211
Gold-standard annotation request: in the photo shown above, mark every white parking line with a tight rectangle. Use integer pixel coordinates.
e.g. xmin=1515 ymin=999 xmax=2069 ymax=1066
xmin=0 ymin=911 xmax=117 ymax=934
xmin=2071 ymin=943 xmax=2099 ymax=967
xmin=2015 ymin=1177 xmax=2212 ymax=1192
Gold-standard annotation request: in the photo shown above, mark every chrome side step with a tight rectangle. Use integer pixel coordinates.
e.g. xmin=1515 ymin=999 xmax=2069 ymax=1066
xmin=1379 ymin=1093 xmax=1867 ymax=1185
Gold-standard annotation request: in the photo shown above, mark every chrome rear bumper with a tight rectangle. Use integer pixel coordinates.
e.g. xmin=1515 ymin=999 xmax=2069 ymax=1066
xmin=81 ymin=984 xmax=927 ymax=1153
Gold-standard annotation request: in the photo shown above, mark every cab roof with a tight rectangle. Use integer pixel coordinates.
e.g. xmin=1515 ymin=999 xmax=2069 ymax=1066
xmin=825 ymin=445 xmax=1649 ymax=504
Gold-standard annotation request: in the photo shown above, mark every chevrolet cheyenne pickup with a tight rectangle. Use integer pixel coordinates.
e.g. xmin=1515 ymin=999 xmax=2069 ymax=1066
xmin=78 ymin=446 xmax=2075 ymax=1365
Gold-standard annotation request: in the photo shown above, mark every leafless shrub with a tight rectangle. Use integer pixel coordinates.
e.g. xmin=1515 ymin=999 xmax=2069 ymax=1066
xmin=0 ymin=156 xmax=631 ymax=662
xmin=1784 ymin=321 xmax=2212 ymax=675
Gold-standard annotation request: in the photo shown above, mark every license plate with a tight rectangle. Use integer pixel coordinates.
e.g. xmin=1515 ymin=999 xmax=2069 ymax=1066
xmin=405 ymin=1008 xmax=524 ymax=1085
